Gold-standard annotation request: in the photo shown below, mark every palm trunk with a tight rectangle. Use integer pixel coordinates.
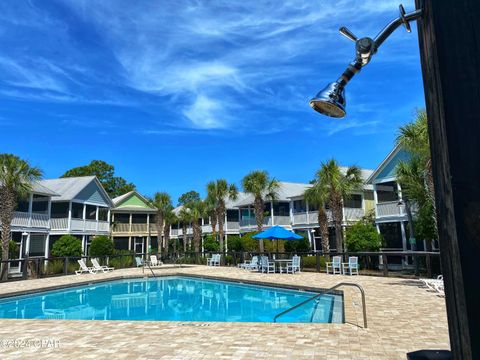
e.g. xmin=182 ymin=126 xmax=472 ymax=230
xmin=210 ymin=211 xmax=217 ymax=241
xmin=156 ymin=214 xmax=164 ymax=257
xmin=254 ymin=196 xmax=264 ymax=253
xmin=182 ymin=224 xmax=188 ymax=252
xmin=331 ymin=196 xmax=344 ymax=253
xmin=318 ymin=207 xmax=330 ymax=254
xmin=164 ymin=222 xmax=169 ymax=257
xmin=193 ymin=220 xmax=201 ymax=253
xmin=0 ymin=188 xmax=15 ymax=281
xmin=218 ymin=204 xmax=226 ymax=253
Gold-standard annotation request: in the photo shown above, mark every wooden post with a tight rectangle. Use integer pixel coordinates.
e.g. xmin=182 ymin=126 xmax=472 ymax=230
xmin=415 ymin=1 xmax=480 ymax=358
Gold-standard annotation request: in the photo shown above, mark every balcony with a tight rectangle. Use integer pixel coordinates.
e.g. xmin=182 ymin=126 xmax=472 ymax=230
xmin=50 ymin=218 xmax=110 ymax=232
xmin=344 ymin=207 xmax=364 ymax=221
xmin=376 ymin=201 xmax=406 ymax=218
xmin=9 ymin=211 xmax=49 ymax=229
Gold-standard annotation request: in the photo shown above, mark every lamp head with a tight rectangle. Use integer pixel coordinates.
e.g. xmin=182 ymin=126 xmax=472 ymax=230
xmin=309 ymin=82 xmax=346 ymax=118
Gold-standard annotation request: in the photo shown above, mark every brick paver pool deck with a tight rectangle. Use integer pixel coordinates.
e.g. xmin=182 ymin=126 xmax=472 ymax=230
xmin=0 ymin=266 xmax=449 ymax=359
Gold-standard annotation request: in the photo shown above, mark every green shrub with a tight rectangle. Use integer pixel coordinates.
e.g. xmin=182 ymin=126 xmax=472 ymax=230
xmin=89 ymin=235 xmax=114 ymax=257
xmin=109 ymin=250 xmax=134 ymax=268
xmin=345 ymin=222 xmax=383 ymax=252
xmin=301 ymin=255 xmax=326 ymax=269
xmin=225 ymin=255 xmax=233 ymax=265
xmin=284 ymin=238 xmax=311 ymax=253
xmin=203 ymin=235 xmax=220 ymax=251
xmin=46 ymin=259 xmax=79 ymax=274
xmin=51 ymin=235 xmax=82 ymax=257
xmin=0 ymin=240 xmax=20 ymax=259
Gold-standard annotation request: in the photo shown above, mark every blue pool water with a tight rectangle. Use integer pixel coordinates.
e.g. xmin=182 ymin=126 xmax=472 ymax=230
xmin=0 ymin=276 xmax=342 ymax=323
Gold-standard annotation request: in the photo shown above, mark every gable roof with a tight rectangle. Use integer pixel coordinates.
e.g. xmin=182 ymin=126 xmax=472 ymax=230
xmin=39 ymin=176 xmax=113 ymax=206
xmin=112 ymin=191 xmax=156 ymax=212
xmin=366 ymin=144 xmax=411 ymax=184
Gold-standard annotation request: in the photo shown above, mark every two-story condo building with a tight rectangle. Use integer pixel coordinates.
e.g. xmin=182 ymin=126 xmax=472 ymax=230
xmin=8 ymin=182 xmax=58 ymax=259
xmin=111 ymin=191 xmax=158 ymax=254
xmin=39 ymin=176 xmax=113 ymax=255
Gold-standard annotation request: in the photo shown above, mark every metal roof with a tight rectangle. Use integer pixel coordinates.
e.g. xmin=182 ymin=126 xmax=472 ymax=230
xmin=31 ymin=182 xmax=60 ymax=196
xmin=39 ymin=176 xmax=113 ymax=206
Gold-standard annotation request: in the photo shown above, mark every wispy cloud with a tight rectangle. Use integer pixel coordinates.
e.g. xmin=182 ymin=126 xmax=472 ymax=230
xmin=0 ymin=0 xmax=419 ymax=133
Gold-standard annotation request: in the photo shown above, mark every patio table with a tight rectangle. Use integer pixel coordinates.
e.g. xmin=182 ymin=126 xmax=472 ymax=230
xmin=273 ymin=259 xmax=291 ymax=273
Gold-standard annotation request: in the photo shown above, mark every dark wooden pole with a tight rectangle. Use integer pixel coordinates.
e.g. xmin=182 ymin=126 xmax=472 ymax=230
xmin=415 ymin=1 xmax=480 ymax=358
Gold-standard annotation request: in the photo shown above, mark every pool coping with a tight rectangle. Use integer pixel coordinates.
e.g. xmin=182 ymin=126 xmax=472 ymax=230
xmin=0 ymin=272 xmax=345 ymax=324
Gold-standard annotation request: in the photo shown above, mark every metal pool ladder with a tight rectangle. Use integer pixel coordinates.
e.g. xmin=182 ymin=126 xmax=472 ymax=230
xmin=273 ymin=282 xmax=368 ymax=328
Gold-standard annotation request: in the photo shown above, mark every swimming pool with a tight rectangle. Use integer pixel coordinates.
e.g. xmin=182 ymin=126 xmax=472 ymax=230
xmin=0 ymin=276 xmax=343 ymax=323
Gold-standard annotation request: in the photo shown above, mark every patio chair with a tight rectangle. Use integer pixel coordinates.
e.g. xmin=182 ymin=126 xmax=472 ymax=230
xmin=75 ymin=259 xmax=97 ymax=275
xmin=149 ymin=255 xmax=163 ymax=267
xmin=286 ymin=255 xmax=301 ymax=274
xmin=135 ymin=257 xmax=144 ymax=267
xmin=342 ymin=256 xmax=359 ymax=275
xmin=241 ymin=256 xmax=259 ymax=271
xmin=260 ymin=256 xmax=275 ymax=274
xmin=326 ymin=256 xmax=342 ymax=275
xmin=207 ymin=254 xmax=220 ymax=266
xmin=92 ymin=258 xmax=114 ymax=272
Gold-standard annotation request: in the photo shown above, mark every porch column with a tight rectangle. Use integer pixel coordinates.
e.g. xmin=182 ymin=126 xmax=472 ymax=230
xmin=68 ymin=202 xmax=72 ymax=232
xmin=396 ymin=183 xmax=404 ymax=216
xmin=128 ymin=236 xmax=132 ymax=251
xmin=25 ymin=232 xmax=31 ymax=256
xmin=129 ymin=213 xmax=132 ymax=233
xmin=95 ymin=206 xmax=99 ymax=232
xmin=28 ymin=193 xmax=33 ymax=227
xmin=82 ymin=204 xmax=86 ymax=231
xmin=289 ymin=201 xmax=294 ymax=225
xmin=306 ymin=201 xmax=310 ymax=225
xmin=81 ymin=235 xmax=86 ymax=254
xmin=373 ymin=184 xmax=379 ymax=218
xmin=47 ymin=199 xmax=52 ymax=229
xmin=400 ymin=221 xmax=408 ymax=267
xmin=44 ymin=234 xmax=50 ymax=268
xmin=146 ymin=214 xmax=150 ymax=253
xmin=270 ymin=201 xmax=274 ymax=226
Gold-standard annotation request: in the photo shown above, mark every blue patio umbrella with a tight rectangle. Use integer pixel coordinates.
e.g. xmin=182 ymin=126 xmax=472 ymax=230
xmin=252 ymin=225 xmax=302 ymax=256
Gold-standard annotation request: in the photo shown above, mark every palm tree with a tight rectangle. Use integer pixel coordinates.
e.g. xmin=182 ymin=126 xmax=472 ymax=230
xmin=396 ymin=109 xmax=437 ymax=237
xmin=0 ymin=154 xmax=42 ymax=280
xmin=241 ymin=170 xmax=279 ymax=252
xmin=187 ymin=200 xmax=205 ymax=253
xmin=163 ymin=207 xmax=177 ymax=255
xmin=151 ymin=192 xmax=172 ymax=257
xmin=204 ymin=196 xmax=218 ymax=242
xmin=206 ymin=180 xmax=238 ymax=253
xmin=178 ymin=207 xmax=192 ymax=252
xmin=317 ymin=160 xmax=363 ymax=253
xmin=304 ymin=182 xmax=330 ymax=253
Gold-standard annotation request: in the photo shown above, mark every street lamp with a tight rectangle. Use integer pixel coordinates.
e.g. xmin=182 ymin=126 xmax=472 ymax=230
xmin=397 ymin=198 xmax=419 ymax=276
xmin=309 ymin=4 xmax=422 ymax=118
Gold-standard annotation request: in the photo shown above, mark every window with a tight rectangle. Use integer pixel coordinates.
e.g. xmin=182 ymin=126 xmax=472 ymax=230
xmin=273 ymin=202 xmax=289 ymax=216
xmin=114 ymin=213 xmax=130 ymax=224
xmin=309 ymin=202 xmax=319 ymax=212
xmin=86 ymin=205 xmax=97 ymax=220
xmin=203 ymin=216 xmax=210 ymax=225
xmin=226 ymin=210 xmax=239 ymax=221
xmin=344 ymin=194 xmax=362 ymax=208
xmin=241 ymin=208 xmax=253 ymax=220
xmin=29 ymin=234 xmax=46 ymax=257
xmin=51 ymin=202 xmax=69 ymax=218
xmin=293 ymin=200 xmax=306 ymax=213
xmin=71 ymin=203 xmax=84 ymax=219
xmin=98 ymin=208 xmax=108 ymax=221
xmin=376 ymin=182 xmax=399 ymax=202
xmin=16 ymin=199 xmax=29 ymax=212
xmin=32 ymin=195 xmax=49 ymax=214
xmin=132 ymin=214 xmax=147 ymax=224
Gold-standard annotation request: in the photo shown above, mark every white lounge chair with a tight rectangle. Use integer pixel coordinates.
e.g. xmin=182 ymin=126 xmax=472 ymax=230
xmin=260 ymin=256 xmax=275 ymax=273
xmin=92 ymin=258 xmax=114 ymax=272
xmin=342 ymin=256 xmax=359 ymax=275
xmin=326 ymin=256 xmax=342 ymax=274
xmin=75 ymin=259 xmax=97 ymax=275
xmin=286 ymin=256 xmax=301 ymax=274
xmin=239 ymin=256 xmax=259 ymax=271
xmin=420 ymin=275 xmax=443 ymax=292
xmin=149 ymin=255 xmax=163 ymax=267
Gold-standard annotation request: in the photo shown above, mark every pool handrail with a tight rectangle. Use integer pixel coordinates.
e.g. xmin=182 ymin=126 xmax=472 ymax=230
xmin=273 ymin=282 xmax=367 ymax=328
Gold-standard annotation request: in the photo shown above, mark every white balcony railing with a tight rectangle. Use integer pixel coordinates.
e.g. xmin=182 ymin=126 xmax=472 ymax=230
xmin=274 ymin=215 xmax=290 ymax=225
xmin=376 ymin=201 xmax=405 ymax=218
xmin=293 ymin=213 xmax=308 ymax=224
xmin=226 ymin=221 xmax=239 ymax=230
xmin=9 ymin=211 xmax=49 ymax=228
xmin=344 ymin=207 xmax=364 ymax=221
xmin=51 ymin=217 xmax=110 ymax=232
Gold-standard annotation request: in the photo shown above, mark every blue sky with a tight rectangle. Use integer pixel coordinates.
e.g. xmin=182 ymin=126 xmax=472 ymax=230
xmin=0 ymin=0 xmax=424 ymax=202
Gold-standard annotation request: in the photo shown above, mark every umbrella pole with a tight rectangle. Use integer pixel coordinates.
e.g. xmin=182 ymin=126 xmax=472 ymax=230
xmin=276 ymin=239 xmax=278 ymax=259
